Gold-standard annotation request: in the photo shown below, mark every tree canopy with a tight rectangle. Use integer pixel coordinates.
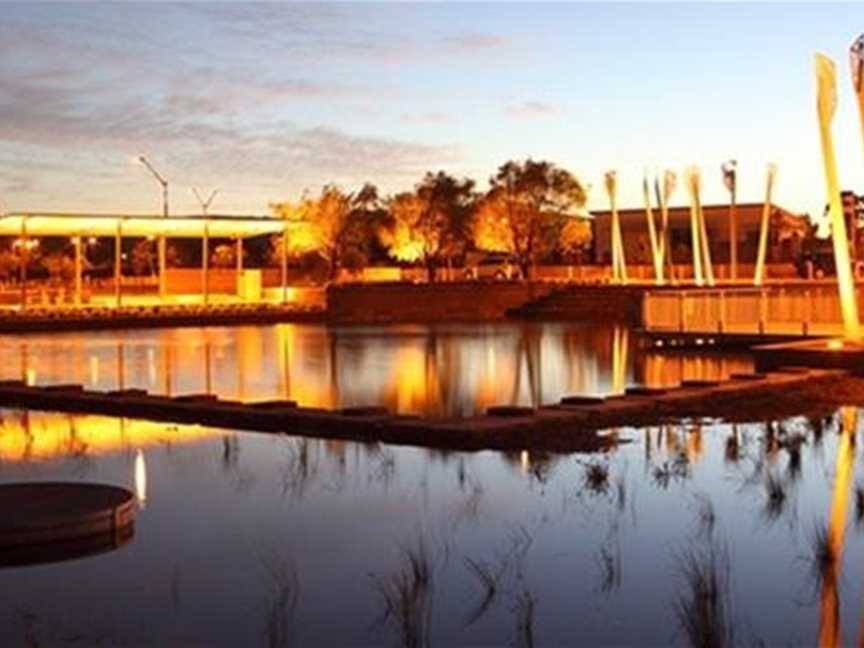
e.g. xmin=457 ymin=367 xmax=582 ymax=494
xmin=475 ymin=159 xmax=587 ymax=277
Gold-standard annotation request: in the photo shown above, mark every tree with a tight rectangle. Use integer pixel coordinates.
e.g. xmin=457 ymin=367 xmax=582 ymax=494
xmin=559 ymin=217 xmax=593 ymax=263
xmin=131 ymin=239 xmax=156 ymax=276
xmin=40 ymin=253 xmax=74 ymax=285
xmin=380 ymin=192 xmax=427 ymax=264
xmin=0 ymin=247 xmax=21 ymax=281
xmin=271 ymin=184 xmax=374 ymax=281
xmin=475 ymin=159 xmax=587 ymax=278
xmin=210 ymin=244 xmax=236 ymax=269
xmin=382 ymin=171 xmax=475 ymax=281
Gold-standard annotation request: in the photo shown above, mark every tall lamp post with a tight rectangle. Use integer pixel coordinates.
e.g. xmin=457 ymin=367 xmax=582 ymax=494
xmin=137 ymin=156 xmax=169 ymax=299
xmin=193 ymin=188 xmax=219 ymax=305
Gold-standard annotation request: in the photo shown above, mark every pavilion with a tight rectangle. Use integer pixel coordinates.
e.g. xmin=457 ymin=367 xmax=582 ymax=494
xmin=0 ymin=212 xmax=292 ymax=308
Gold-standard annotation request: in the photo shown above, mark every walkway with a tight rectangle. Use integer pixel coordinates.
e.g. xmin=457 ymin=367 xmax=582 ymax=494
xmin=641 ymin=282 xmax=856 ymax=340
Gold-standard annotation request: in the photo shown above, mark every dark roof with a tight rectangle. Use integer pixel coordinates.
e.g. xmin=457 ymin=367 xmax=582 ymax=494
xmin=591 ymin=203 xmax=806 ymax=230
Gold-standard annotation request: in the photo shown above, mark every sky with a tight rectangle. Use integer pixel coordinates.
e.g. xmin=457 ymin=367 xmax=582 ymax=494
xmin=1 ymin=2 xmax=863 ymax=222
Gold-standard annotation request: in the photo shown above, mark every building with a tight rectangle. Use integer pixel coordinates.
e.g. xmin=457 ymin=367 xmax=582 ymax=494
xmin=591 ymin=202 xmax=812 ymax=267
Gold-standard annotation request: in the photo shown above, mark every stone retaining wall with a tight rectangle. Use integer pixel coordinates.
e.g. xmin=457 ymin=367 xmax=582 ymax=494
xmin=327 ymin=281 xmax=558 ymax=324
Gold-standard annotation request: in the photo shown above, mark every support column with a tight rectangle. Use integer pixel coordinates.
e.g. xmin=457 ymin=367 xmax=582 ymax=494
xmin=19 ymin=216 xmax=28 ymax=310
xmin=729 ymin=186 xmax=738 ymax=281
xmin=158 ymin=182 xmax=167 ymax=299
xmin=281 ymin=224 xmax=288 ymax=304
xmin=114 ymin=220 xmax=122 ymax=308
xmin=73 ymin=236 xmax=82 ymax=306
xmin=158 ymin=236 xmax=167 ymax=300
xmin=235 ymin=237 xmax=243 ymax=300
xmin=202 ymin=222 xmax=210 ymax=305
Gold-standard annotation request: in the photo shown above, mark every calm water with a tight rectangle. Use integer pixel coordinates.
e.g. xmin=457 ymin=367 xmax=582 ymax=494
xmin=0 ymin=322 xmax=751 ymax=417
xmin=0 ymin=408 xmax=860 ymax=645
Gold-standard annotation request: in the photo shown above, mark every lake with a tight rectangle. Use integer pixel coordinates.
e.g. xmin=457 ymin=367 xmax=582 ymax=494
xmin=3 ymin=322 xmax=848 ymax=646
xmin=0 ymin=322 xmax=751 ymax=417
xmin=0 ymin=407 xmax=857 ymax=645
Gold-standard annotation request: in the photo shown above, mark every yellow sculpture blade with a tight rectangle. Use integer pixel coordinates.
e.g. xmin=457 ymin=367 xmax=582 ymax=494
xmin=816 ymin=52 xmax=838 ymax=124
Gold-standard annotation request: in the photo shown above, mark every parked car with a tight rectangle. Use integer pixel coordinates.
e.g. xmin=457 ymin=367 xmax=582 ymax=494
xmin=463 ymin=252 xmax=521 ymax=280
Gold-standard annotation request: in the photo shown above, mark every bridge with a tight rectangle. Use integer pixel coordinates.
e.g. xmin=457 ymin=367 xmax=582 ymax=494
xmin=641 ymin=281 xmax=859 ymax=342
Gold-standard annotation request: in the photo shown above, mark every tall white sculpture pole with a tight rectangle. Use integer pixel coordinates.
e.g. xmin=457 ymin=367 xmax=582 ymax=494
xmin=695 ymin=171 xmax=715 ymax=286
xmin=657 ymin=171 xmax=677 ymax=283
xmin=642 ymin=172 xmax=663 ymax=284
xmin=605 ymin=171 xmax=628 ymax=284
xmin=685 ymin=166 xmax=705 ymax=286
xmin=753 ymin=164 xmax=777 ymax=286
xmin=722 ymin=160 xmax=738 ymax=282
xmin=815 ymin=53 xmax=860 ymax=341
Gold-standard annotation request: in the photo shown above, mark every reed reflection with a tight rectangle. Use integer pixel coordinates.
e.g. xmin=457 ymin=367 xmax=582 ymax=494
xmin=1 ymin=323 xmax=753 ymax=417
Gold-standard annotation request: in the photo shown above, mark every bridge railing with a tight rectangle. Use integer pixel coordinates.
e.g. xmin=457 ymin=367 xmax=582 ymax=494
xmin=642 ymin=284 xmax=859 ymax=337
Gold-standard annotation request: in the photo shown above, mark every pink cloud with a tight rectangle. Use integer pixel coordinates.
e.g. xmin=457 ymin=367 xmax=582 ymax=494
xmin=505 ymin=101 xmax=562 ymax=118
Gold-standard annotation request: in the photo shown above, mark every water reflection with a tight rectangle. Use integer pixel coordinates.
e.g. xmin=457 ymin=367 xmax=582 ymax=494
xmin=0 ymin=323 xmax=752 ymax=417
xmin=0 ymin=411 xmax=219 ymax=462
xmin=134 ymin=449 xmax=147 ymax=508
xmin=0 ymin=405 xmax=862 ymax=644
xmin=818 ymin=407 xmax=856 ymax=648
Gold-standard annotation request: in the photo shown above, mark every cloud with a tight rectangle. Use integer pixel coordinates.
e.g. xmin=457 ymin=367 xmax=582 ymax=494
xmin=401 ymin=112 xmax=453 ymax=124
xmin=439 ymin=33 xmax=509 ymax=52
xmin=0 ymin=4 xmax=475 ymax=211
xmin=505 ymin=101 xmax=562 ymax=118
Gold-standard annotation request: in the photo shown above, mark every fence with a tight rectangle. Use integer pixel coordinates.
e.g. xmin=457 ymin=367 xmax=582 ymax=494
xmin=642 ymin=283 xmax=861 ymax=337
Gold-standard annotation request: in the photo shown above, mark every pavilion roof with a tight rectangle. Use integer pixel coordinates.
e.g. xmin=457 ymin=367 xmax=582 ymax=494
xmin=0 ymin=212 xmax=286 ymax=239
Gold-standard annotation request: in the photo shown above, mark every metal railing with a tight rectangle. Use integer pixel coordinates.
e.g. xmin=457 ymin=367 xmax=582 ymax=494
xmin=642 ymin=284 xmax=860 ymax=337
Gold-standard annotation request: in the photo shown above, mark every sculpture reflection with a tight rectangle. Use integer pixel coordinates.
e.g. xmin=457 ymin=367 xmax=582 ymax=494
xmin=817 ymin=407 xmax=856 ymax=648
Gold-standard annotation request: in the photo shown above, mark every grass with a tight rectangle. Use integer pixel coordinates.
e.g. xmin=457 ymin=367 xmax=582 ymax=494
xmin=372 ymin=539 xmax=435 ymax=648
xmin=693 ymin=494 xmax=716 ymax=538
xmin=809 ymin=522 xmax=836 ymax=576
xmin=279 ymin=438 xmax=316 ymax=500
xmin=462 ymin=524 xmax=536 ymax=628
xmin=259 ymin=554 xmax=300 ymax=648
xmin=653 ymin=452 xmax=690 ymax=489
xmin=672 ymin=542 xmax=734 ymax=648
xmin=595 ymin=544 xmax=621 ymax=595
xmin=780 ymin=431 xmax=805 ymax=481
xmin=581 ymin=460 xmax=610 ymax=495
xmin=513 ymin=587 xmax=536 ymax=648
xmin=856 ymin=484 xmax=864 ymax=527
xmin=724 ymin=433 xmax=739 ymax=464
xmin=763 ymin=471 xmax=787 ymax=522
xmin=463 ymin=557 xmax=498 ymax=626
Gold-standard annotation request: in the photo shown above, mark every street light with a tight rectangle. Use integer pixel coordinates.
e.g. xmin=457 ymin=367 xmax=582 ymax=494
xmin=192 ymin=187 xmax=219 ymax=305
xmin=137 ymin=155 xmax=169 ymax=299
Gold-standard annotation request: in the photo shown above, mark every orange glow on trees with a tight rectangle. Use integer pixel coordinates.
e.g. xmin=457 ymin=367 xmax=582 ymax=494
xmin=380 ymin=192 xmax=427 ymax=263
xmin=559 ymin=217 xmax=593 ymax=262
xmin=380 ymin=171 xmax=476 ymax=280
xmin=271 ymin=183 xmax=380 ymax=280
xmin=475 ymin=159 xmax=586 ymax=278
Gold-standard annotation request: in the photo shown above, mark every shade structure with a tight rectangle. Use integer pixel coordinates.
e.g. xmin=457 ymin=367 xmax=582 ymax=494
xmin=0 ymin=212 xmax=286 ymax=239
xmin=1 ymin=212 xmax=290 ymax=309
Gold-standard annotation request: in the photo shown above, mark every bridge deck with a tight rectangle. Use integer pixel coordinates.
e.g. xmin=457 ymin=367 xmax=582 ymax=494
xmin=642 ymin=283 xmax=858 ymax=340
